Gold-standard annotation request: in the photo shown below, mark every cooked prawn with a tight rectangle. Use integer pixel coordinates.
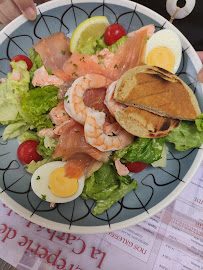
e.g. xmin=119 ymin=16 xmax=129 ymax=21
xmin=104 ymin=81 xmax=126 ymax=116
xmin=84 ymin=108 xmax=133 ymax=151
xmin=64 ymin=74 xmax=112 ymax=125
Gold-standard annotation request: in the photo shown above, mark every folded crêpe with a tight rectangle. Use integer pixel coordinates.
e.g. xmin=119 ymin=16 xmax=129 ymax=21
xmin=115 ymin=106 xmax=180 ymax=138
xmin=113 ymin=66 xmax=201 ymax=138
xmin=114 ymin=65 xmax=201 ymax=121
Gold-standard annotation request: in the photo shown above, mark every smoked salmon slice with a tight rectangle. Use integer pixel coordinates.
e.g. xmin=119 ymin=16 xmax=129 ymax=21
xmin=33 ymin=32 xmax=71 ymax=80
xmin=83 ymin=88 xmax=114 ymax=123
xmin=53 ymin=121 xmax=111 ymax=177
xmin=53 ymin=121 xmax=110 ymax=162
xmin=63 ymin=25 xmax=154 ymax=81
xmin=64 ymin=154 xmax=98 ymax=178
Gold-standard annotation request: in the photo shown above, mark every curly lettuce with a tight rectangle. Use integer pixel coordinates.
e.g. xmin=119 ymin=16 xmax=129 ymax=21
xmin=195 ymin=113 xmax=203 ymax=131
xmin=114 ymin=137 xmax=166 ymax=164
xmin=166 ymin=121 xmax=203 ymax=151
xmin=25 ymin=156 xmax=54 ymax=174
xmin=2 ymin=120 xmax=30 ymax=141
xmin=77 ymin=35 xmax=128 ymax=56
xmin=81 ymin=161 xmax=138 ymax=215
xmin=37 ymin=135 xmax=58 ymax=158
xmin=0 ymin=61 xmax=30 ymax=124
xmin=19 ymin=85 xmax=59 ymax=130
xmin=19 ymin=130 xmax=39 ymax=143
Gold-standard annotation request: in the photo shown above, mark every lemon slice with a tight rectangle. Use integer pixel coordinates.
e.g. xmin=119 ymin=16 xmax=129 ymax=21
xmin=70 ymin=16 xmax=110 ymax=53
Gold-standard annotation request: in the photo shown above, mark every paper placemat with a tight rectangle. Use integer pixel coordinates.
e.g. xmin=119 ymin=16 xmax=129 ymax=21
xmin=0 ymin=162 xmax=202 ymax=270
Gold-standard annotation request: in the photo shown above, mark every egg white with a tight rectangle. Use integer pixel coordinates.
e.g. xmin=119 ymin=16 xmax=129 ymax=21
xmin=31 ymin=161 xmax=85 ymax=203
xmin=145 ymin=29 xmax=182 ymax=74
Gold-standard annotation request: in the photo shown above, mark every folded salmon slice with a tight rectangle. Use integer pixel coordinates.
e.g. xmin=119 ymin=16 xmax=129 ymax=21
xmin=64 ymin=154 xmax=99 ymax=178
xmin=53 ymin=121 xmax=110 ymax=178
xmin=53 ymin=121 xmax=110 ymax=162
xmin=33 ymin=32 xmax=71 ymax=80
xmin=63 ymin=25 xmax=154 ymax=81
xmin=83 ymin=88 xmax=114 ymax=123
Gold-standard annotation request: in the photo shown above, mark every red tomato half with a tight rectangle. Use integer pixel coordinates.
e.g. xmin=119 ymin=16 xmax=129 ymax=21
xmin=125 ymin=162 xmax=148 ymax=173
xmin=104 ymin=24 xmax=127 ymax=46
xmin=17 ymin=140 xmax=42 ymax=165
xmin=10 ymin=55 xmax=33 ymax=71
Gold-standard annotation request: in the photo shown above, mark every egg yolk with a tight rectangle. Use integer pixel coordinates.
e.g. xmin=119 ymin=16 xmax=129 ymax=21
xmin=147 ymin=46 xmax=175 ymax=72
xmin=49 ymin=167 xmax=78 ymax=197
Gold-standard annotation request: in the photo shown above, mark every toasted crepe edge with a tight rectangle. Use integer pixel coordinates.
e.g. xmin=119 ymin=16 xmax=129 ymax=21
xmin=114 ymin=108 xmax=180 ymax=138
xmin=114 ymin=65 xmax=201 ymax=120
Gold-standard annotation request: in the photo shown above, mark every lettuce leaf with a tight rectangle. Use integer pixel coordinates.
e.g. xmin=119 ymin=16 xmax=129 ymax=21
xmin=0 ymin=113 xmax=23 ymax=126
xmin=28 ymin=49 xmax=52 ymax=81
xmin=19 ymin=85 xmax=59 ymax=130
xmin=0 ymin=61 xmax=30 ymax=124
xmin=93 ymin=181 xmax=138 ymax=215
xmin=166 ymin=121 xmax=203 ymax=151
xmin=77 ymin=36 xmax=97 ymax=56
xmin=151 ymin=144 xmax=168 ymax=167
xmin=77 ymin=35 xmax=128 ymax=56
xmin=195 ymin=113 xmax=203 ymax=131
xmin=25 ymin=156 xmax=54 ymax=174
xmin=37 ymin=135 xmax=57 ymax=158
xmin=0 ymin=103 xmax=20 ymax=124
xmin=81 ymin=161 xmax=138 ymax=215
xmin=25 ymin=156 xmax=62 ymax=174
xmin=2 ymin=120 xmax=30 ymax=141
xmin=107 ymin=36 xmax=128 ymax=53
xmin=114 ymin=137 xmax=166 ymax=164
xmin=2 ymin=61 xmax=30 ymax=104
xmin=19 ymin=130 xmax=39 ymax=143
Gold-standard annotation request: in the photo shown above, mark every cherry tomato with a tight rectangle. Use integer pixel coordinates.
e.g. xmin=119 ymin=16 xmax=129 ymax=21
xmin=17 ymin=140 xmax=42 ymax=165
xmin=104 ymin=24 xmax=127 ymax=46
xmin=10 ymin=55 xmax=33 ymax=71
xmin=125 ymin=162 xmax=148 ymax=173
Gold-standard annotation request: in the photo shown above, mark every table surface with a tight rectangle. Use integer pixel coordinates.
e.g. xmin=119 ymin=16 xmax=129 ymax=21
xmin=0 ymin=259 xmax=16 ymax=270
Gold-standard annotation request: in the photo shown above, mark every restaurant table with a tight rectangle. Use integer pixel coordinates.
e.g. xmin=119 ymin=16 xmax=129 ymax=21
xmin=0 ymin=259 xmax=16 ymax=270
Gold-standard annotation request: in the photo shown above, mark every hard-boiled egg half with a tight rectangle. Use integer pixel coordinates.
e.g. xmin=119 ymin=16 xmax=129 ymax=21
xmin=145 ymin=29 xmax=182 ymax=74
xmin=31 ymin=161 xmax=85 ymax=203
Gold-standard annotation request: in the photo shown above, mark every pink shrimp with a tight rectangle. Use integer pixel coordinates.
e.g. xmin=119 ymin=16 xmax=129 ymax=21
xmin=84 ymin=108 xmax=133 ymax=152
xmin=64 ymin=74 xmax=112 ymax=125
xmin=104 ymin=81 xmax=126 ymax=116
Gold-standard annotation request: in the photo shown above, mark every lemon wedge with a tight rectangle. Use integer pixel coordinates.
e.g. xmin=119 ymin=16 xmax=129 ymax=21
xmin=70 ymin=16 xmax=110 ymax=53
